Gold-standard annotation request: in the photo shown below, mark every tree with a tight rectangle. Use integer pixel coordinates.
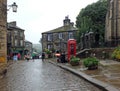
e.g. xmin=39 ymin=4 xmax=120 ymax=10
xmin=76 ymin=0 xmax=108 ymax=44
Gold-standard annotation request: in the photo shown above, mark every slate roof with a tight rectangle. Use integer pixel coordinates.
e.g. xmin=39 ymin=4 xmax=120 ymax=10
xmin=25 ymin=40 xmax=32 ymax=44
xmin=7 ymin=22 xmax=24 ymax=31
xmin=42 ymin=25 xmax=78 ymax=34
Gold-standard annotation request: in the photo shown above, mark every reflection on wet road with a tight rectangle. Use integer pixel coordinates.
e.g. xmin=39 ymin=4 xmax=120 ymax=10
xmin=0 ymin=59 xmax=102 ymax=91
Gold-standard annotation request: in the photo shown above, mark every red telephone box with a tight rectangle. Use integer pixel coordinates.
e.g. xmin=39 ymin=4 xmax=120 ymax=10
xmin=67 ymin=39 xmax=76 ymax=62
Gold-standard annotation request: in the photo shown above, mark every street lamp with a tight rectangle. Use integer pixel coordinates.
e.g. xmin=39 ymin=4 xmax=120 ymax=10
xmin=8 ymin=2 xmax=18 ymax=12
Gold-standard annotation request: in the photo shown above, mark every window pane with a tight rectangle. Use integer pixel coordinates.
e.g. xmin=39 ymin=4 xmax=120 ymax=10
xmin=48 ymin=34 xmax=52 ymax=41
xmin=20 ymin=40 xmax=23 ymax=46
xmin=59 ymin=33 xmax=62 ymax=39
xmin=15 ymin=40 xmax=18 ymax=46
xmin=69 ymin=32 xmax=73 ymax=39
xmin=14 ymin=31 xmax=18 ymax=36
xmin=20 ymin=32 xmax=23 ymax=37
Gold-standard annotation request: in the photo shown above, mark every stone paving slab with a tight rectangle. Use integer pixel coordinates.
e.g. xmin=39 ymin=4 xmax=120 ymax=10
xmin=48 ymin=59 xmax=120 ymax=91
xmin=100 ymin=60 xmax=120 ymax=66
xmin=0 ymin=60 xmax=103 ymax=91
xmin=0 ymin=63 xmax=7 ymax=78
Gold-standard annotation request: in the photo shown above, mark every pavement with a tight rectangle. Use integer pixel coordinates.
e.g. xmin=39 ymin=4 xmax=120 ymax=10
xmin=48 ymin=58 xmax=120 ymax=91
xmin=0 ymin=63 xmax=7 ymax=78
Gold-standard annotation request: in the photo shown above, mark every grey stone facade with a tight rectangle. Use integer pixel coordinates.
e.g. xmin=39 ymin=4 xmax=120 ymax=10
xmin=41 ymin=16 xmax=78 ymax=53
xmin=7 ymin=21 xmax=25 ymax=59
xmin=0 ymin=0 xmax=7 ymax=75
xmin=24 ymin=40 xmax=33 ymax=57
xmin=105 ymin=0 xmax=120 ymax=46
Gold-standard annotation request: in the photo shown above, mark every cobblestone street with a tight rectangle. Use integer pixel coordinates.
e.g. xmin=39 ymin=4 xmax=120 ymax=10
xmin=0 ymin=59 xmax=102 ymax=91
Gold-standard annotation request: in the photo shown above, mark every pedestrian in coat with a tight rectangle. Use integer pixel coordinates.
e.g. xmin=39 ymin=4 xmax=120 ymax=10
xmin=13 ymin=54 xmax=18 ymax=61
xmin=42 ymin=52 xmax=45 ymax=61
xmin=60 ymin=51 xmax=66 ymax=63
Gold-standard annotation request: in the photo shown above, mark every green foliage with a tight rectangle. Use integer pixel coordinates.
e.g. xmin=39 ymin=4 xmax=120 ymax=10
xmin=76 ymin=0 xmax=108 ymax=43
xmin=70 ymin=56 xmax=80 ymax=62
xmin=111 ymin=46 xmax=120 ymax=60
xmin=83 ymin=57 xmax=99 ymax=67
xmin=44 ymin=48 xmax=51 ymax=54
xmin=51 ymin=48 xmax=55 ymax=53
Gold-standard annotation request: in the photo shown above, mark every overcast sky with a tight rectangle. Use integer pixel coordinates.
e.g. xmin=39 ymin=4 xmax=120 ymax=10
xmin=7 ymin=0 xmax=98 ymax=44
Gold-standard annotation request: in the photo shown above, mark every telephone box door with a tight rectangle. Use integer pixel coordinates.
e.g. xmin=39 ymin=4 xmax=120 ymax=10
xmin=67 ymin=39 xmax=76 ymax=62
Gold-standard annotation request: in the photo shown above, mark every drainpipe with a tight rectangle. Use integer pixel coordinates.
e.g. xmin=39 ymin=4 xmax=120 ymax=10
xmin=116 ymin=0 xmax=118 ymax=46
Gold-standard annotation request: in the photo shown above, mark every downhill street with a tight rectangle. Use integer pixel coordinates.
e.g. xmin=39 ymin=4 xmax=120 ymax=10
xmin=0 ymin=59 xmax=102 ymax=91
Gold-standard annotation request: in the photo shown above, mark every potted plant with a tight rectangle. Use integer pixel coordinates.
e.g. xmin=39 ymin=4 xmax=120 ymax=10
xmin=111 ymin=46 xmax=120 ymax=61
xmin=70 ymin=56 xmax=80 ymax=66
xmin=83 ymin=57 xmax=99 ymax=70
xmin=45 ymin=49 xmax=51 ymax=58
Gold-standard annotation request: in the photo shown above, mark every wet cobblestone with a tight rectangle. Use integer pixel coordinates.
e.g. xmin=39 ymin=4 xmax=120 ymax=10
xmin=0 ymin=60 xmax=102 ymax=91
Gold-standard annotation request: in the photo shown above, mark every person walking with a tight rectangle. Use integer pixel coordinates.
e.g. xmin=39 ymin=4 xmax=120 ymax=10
xmin=26 ymin=54 xmax=30 ymax=61
xmin=24 ymin=54 xmax=30 ymax=62
xmin=17 ymin=53 xmax=21 ymax=60
xmin=13 ymin=54 xmax=18 ymax=61
xmin=55 ymin=51 xmax=61 ymax=63
xmin=32 ymin=53 xmax=35 ymax=62
xmin=61 ymin=51 xmax=66 ymax=63
xmin=42 ymin=52 xmax=45 ymax=61
xmin=7 ymin=55 xmax=10 ymax=62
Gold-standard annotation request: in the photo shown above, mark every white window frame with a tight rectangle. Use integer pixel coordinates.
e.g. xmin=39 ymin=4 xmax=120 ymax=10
xmin=20 ymin=32 xmax=23 ymax=37
xmin=14 ymin=31 xmax=18 ymax=36
xmin=47 ymin=45 xmax=51 ymax=50
xmin=48 ymin=34 xmax=52 ymax=41
xmin=20 ymin=40 xmax=23 ymax=46
xmin=59 ymin=33 xmax=63 ymax=39
xmin=15 ymin=39 xmax=18 ymax=46
xmin=68 ymin=32 xmax=73 ymax=39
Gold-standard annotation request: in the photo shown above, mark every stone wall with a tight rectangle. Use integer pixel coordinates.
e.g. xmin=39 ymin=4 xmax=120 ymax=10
xmin=105 ymin=0 xmax=120 ymax=46
xmin=77 ymin=48 xmax=114 ymax=59
xmin=0 ymin=0 xmax=7 ymax=76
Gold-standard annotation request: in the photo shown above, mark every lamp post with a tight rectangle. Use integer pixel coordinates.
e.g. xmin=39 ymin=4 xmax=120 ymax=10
xmin=8 ymin=2 xmax=18 ymax=12
xmin=7 ymin=2 xmax=18 ymax=54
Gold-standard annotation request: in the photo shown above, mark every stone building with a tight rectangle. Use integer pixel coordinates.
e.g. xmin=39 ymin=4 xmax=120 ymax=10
xmin=24 ymin=40 xmax=33 ymax=57
xmin=41 ymin=16 xmax=78 ymax=53
xmin=105 ymin=0 xmax=120 ymax=46
xmin=0 ymin=0 xmax=7 ymax=75
xmin=7 ymin=21 xmax=25 ymax=59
